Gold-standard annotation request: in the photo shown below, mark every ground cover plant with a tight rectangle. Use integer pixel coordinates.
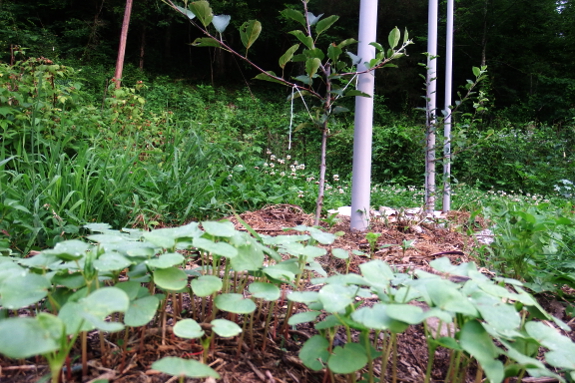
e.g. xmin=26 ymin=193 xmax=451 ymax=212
xmin=0 ymin=216 xmax=574 ymax=383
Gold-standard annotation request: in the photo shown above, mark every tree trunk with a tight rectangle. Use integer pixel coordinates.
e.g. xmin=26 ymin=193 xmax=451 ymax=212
xmin=114 ymin=0 xmax=134 ymax=89
xmin=139 ymin=26 xmax=146 ymax=70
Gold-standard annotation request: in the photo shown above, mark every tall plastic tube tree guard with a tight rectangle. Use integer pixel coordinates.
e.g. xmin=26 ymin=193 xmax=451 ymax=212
xmin=442 ymin=0 xmax=454 ymax=213
xmin=350 ymin=0 xmax=378 ymax=232
xmin=425 ymin=0 xmax=438 ymax=213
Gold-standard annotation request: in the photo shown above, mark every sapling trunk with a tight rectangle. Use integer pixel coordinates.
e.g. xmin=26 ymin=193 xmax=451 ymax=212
xmin=314 ymin=123 xmax=329 ymax=226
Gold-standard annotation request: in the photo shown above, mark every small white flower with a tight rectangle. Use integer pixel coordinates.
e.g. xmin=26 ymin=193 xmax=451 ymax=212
xmin=263 ymin=162 xmax=269 ymax=167
xmin=270 ymin=163 xmax=275 ymax=168
xmin=280 ymin=172 xmax=286 ymax=177
xmin=254 ymin=166 xmax=259 ymax=170
xmin=266 ymin=149 xmax=272 ymax=155
xmin=339 ymin=188 xmax=344 ymax=194
xmin=270 ymin=171 xmax=275 ymax=176
xmin=286 ymin=155 xmax=291 ymax=160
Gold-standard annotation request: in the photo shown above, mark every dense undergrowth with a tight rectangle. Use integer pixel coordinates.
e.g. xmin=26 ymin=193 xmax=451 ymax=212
xmin=1 ymin=57 xmax=575 ymax=382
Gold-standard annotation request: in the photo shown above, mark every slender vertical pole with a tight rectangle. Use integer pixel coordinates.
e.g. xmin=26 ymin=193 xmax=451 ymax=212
xmin=443 ymin=0 xmax=454 ymax=212
xmin=425 ymin=0 xmax=438 ymax=213
xmin=350 ymin=0 xmax=378 ymax=231
xmin=114 ymin=0 xmax=133 ymax=89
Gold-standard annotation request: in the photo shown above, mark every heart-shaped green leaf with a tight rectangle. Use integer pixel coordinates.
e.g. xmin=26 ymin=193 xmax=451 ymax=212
xmin=328 ymin=343 xmax=368 ymax=374
xmin=191 ymin=275 xmax=222 ymax=297
xmin=152 ymin=356 xmax=220 ymax=378
xmin=153 ymin=267 xmax=188 ymax=291
xmin=174 ymin=319 xmax=205 ymax=339
xmin=211 ymin=319 xmax=242 ymax=337
xmin=299 ymin=335 xmax=329 ymax=371
xmin=0 ymin=317 xmax=60 ymax=358
xmin=202 ymin=221 xmax=235 ymax=237
xmin=146 ymin=252 xmax=184 ymax=269
xmin=124 ymin=295 xmax=160 ymax=327
xmin=288 ymin=311 xmax=321 ymax=326
xmin=249 ymin=282 xmax=280 ymax=300
xmin=215 ymin=293 xmax=256 ymax=314
xmin=193 ymin=237 xmax=238 ymax=258
xmin=0 ymin=273 xmax=51 ymax=309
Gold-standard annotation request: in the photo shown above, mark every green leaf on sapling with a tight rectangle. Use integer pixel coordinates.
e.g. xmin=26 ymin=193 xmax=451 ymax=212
xmin=191 ymin=275 xmax=222 ymax=297
xmin=254 ymin=72 xmax=286 ymax=85
xmin=306 ymin=12 xmax=323 ymax=26
xmin=328 ymin=343 xmax=368 ymax=374
xmin=191 ymin=37 xmax=222 ymax=48
xmin=388 ymin=27 xmax=401 ymax=49
xmin=215 ymin=293 xmax=256 ymax=314
xmin=327 ymin=44 xmax=342 ymax=62
xmin=281 ymin=9 xmax=307 ymax=29
xmin=152 ymin=356 xmax=220 ymax=378
xmin=0 ymin=317 xmax=60 ymax=358
xmin=174 ymin=4 xmax=196 ymax=20
xmin=289 ymin=30 xmax=314 ymax=50
xmin=212 ymin=14 xmax=231 ymax=33
xmin=315 ymin=15 xmax=339 ymax=36
xmin=174 ymin=319 xmax=205 ymax=339
xmin=299 ymin=335 xmax=330 ymax=371
xmin=315 ymin=314 xmax=342 ymax=330
xmin=82 ymin=287 xmax=130 ymax=317
xmin=240 ymin=20 xmax=262 ymax=51
xmin=124 ymin=295 xmax=159 ymax=327
xmin=153 ymin=267 xmax=188 ymax=291
xmin=249 ymin=282 xmax=280 ymax=301
xmin=305 ymin=58 xmax=321 ymax=78
xmin=525 ymin=321 xmax=574 ymax=350
xmin=189 ymin=1 xmax=213 ymax=27
xmin=211 ymin=319 xmax=242 ymax=337
xmin=288 ymin=311 xmax=321 ymax=326
xmin=279 ymin=44 xmax=300 ymax=69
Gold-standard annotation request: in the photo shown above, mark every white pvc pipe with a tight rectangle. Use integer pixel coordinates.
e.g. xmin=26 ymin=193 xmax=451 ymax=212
xmin=350 ymin=0 xmax=378 ymax=231
xmin=443 ymin=0 xmax=454 ymax=212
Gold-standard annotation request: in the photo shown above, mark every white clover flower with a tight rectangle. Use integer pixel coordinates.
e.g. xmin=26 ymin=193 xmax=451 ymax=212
xmin=291 ymin=172 xmax=296 ymax=176
xmin=290 ymin=165 xmax=296 ymax=171
xmin=339 ymin=188 xmax=344 ymax=194
xmin=293 ymin=161 xmax=298 ymax=165
xmin=270 ymin=171 xmax=275 ymax=176
xmin=254 ymin=166 xmax=259 ymax=170
xmin=227 ymin=174 xmax=232 ymax=179
xmin=266 ymin=149 xmax=272 ymax=155
xmin=280 ymin=172 xmax=286 ymax=177
xmin=298 ymin=164 xmax=305 ymax=170
xmin=269 ymin=163 xmax=275 ymax=168
xmin=286 ymin=155 xmax=291 ymax=160
xmin=278 ymin=159 xmax=285 ymax=164
xmin=270 ymin=154 xmax=276 ymax=161
xmin=263 ymin=162 xmax=268 ymax=167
